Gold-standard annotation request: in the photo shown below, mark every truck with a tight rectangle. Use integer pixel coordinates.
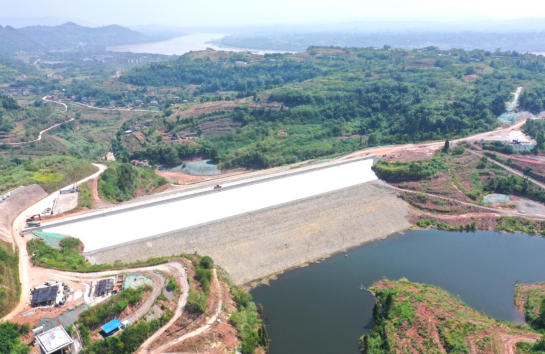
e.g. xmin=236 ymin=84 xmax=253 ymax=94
xmin=120 ymin=320 xmax=130 ymax=330
xmin=27 ymin=221 xmax=41 ymax=227
xmin=214 ymin=185 xmax=222 ymax=190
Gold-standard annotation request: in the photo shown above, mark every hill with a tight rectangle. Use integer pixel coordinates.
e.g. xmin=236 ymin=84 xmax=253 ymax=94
xmin=219 ymin=31 xmax=545 ymax=53
xmin=0 ymin=22 xmax=162 ymax=55
xmin=119 ymin=47 xmax=545 ymax=169
xmin=362 ymin=279 xmax=541 ymax=353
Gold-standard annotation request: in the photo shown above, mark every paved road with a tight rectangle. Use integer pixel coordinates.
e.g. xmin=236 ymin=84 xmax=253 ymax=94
xmin=36 ymin=156 xmax=375 ymax=232
xmin=1 ymin=163 xmax=107 ymax=322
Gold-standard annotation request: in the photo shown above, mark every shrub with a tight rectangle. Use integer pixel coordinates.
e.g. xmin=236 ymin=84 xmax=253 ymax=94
xmin=187 ymin=289 xmax=208 ymax=314
xmin=199 ymin=256 xmax=214 ymax=269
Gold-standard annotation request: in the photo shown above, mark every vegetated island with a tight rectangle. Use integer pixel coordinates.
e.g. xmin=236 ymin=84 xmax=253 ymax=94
xmin=361 ymin=279 xmax=542 ymax=353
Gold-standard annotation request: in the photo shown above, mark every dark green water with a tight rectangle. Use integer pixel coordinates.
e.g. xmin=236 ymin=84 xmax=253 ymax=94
xmin=250 ymin=229 xmax=545 ymax=354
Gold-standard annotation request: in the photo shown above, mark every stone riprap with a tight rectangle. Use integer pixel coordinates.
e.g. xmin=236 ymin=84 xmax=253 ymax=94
xmin=86 ymin=181 xmax=410 ymax=285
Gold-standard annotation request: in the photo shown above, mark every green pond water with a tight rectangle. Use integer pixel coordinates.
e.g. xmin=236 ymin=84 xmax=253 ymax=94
xmin=250 ymin=229 xmax=545 ymax=354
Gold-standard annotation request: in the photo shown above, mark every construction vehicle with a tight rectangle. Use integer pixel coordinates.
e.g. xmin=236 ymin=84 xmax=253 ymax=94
xmin=27 ymin=221 xmax=41 ymax=227
xmin=214 ymin=185 xmax=222 ymax=190
xmin=26 ymin=214 xmax=41 ymax=222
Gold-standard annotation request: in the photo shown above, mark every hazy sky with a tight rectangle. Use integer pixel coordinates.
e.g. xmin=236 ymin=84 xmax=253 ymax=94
xmin=2 ymin=0 xmax=545 ymax=27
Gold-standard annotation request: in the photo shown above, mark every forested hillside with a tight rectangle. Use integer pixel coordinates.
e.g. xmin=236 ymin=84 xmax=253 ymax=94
xmin=117 ymin=47 xmax=545 ymax=168
xmin=0 ymin=22 xmax=158 ymax=55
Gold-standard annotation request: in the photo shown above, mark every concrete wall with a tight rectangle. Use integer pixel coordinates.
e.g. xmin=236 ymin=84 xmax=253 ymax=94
xmin=86 ymin=181 xmax=411 ymax=285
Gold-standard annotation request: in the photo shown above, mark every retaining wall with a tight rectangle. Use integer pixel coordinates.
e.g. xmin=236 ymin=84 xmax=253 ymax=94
xmin=86 ymin=181 xmax=411 ymax=285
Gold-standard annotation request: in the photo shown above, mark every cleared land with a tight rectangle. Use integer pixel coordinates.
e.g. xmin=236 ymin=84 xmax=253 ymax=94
xmin=86 ymin=180 xmax=411 ymax=285
xmin=41 ymin=157 xmax=377 ymax=252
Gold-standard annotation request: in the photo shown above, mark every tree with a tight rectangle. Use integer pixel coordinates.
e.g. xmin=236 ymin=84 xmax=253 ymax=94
xmin=443 ymin=140 xmax=450 ymax=153
xmin=372 ymin=302 xmax=382 ymax=325
xmin=383 ymin=293 xmax=393 ymax=318
xmin=368 ymin=133 xmax=379 ymax=146
xmin=491 ymin=95 xmax=506 ymax=116
xmin=199 ymin=256 xmax=214 ymax=269
xmin=361 ymin=334 xmax=369 ymax=354
xmin=0 ymin=322 xmax=31 ymax=354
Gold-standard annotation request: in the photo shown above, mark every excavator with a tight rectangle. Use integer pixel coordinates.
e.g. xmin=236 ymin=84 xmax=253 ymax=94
xmin=25 ymin=214 xmax=41 ymax=222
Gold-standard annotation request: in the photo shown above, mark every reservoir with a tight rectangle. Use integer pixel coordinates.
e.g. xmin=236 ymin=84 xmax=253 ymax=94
xmin=250 ymin=229 xmax=545 ymax=354
xmin=107 ymin=33 xmax=293 ymax=55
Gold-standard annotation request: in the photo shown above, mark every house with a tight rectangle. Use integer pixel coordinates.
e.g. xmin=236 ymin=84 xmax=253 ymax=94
xmin=101 ymin=319 xmax=123 ymax=337
xmin=36 ymin=326 xmax=74 ymax=354
xmin=53 ymin=75 xmax=64 ymax=80
xmin=182 ymin=132 xmax=199 ymax=139
xmin=134 ymin=100 xmax=143 ymax=105
xmin=144 ymin=120 xmax=153 ymax=126
xmin=235 ymin=61 xmax=247 ymax=66
xmin=131 ymin=160 xmax=150 ymax=167
xmin=94 ymin=278 xmax=114 ymax=297
xmin=149 ymin=101 xmax=158 ymax=107
xmin=31 ymin=285 xmax=59 ymax=307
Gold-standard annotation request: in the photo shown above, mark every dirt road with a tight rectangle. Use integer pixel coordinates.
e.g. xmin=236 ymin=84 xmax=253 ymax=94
xmin=469 ymin=150 xmax=545 ymax=190
xmin=382 ymin=181 xmax=545 ymax=219
xmin=1 ymin=163 xmax=107 ymax=322
xmin=147 ymin=269 xmax=223 ymax=354
xmin=136 ymin=263 xmax=191 ymax=354
xmin=500 ymin=333 xmax=539 ymax=354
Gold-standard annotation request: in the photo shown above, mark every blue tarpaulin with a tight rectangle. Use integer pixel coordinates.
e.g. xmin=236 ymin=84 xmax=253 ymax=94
xmin=101 ymin=319 xmax=122 ymax=334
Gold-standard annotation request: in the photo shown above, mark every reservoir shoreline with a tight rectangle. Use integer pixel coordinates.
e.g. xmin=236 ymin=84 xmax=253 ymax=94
xmin=251 ymin=229 xmax=545 ymax=354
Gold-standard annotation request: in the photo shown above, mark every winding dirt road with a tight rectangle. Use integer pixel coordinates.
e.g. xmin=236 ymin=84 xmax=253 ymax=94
xmin=146 ymin=268 xmax=223 ymax=354
xmin=5 ymin=97 xmax=70 ymax=146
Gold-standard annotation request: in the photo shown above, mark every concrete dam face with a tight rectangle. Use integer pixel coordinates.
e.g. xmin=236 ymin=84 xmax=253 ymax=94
xmin=43 ymin=158 xmax=411 ymax=284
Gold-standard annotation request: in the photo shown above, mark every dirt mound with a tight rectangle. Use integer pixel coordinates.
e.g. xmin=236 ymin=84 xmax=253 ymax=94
xmin=0 ymin=184 xmax=47 ymax=242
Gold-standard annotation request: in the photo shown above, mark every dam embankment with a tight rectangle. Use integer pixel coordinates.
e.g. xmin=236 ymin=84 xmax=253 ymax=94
xmin=86 ymin=180 xmax=411 ymax=285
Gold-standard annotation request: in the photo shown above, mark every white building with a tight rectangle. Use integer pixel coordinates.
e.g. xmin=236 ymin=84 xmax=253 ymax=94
xmin=36 ymin=326 xmax=74 ymax=354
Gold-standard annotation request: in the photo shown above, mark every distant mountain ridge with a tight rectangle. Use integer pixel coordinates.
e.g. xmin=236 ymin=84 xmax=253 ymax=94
xmin=0 ymin=22 xmax=165 ymax=55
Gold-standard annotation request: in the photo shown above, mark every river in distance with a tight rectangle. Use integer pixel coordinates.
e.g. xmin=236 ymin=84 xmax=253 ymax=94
xmin=250 ymin=229 xmax=545 ymax=354
xmin=107 ymin=33 xmax=294 ymax=56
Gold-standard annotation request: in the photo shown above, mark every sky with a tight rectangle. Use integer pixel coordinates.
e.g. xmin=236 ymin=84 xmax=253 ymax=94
xmin=1 ymin=0 xmax=545 ymax=27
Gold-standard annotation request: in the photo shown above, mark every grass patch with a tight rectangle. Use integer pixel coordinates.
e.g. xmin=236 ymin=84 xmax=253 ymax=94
xmin=0 ymin=155 xmax=98 ymax=194
xmin=98 ymin=161 xmax=167 ymax=203
xmin=28 ymin=237 xmax=179 ymax=273
xmin=0 ymin=239 xmax=20 ymax=317
xmin=77 ymin=182 xmax=93 ymax=209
